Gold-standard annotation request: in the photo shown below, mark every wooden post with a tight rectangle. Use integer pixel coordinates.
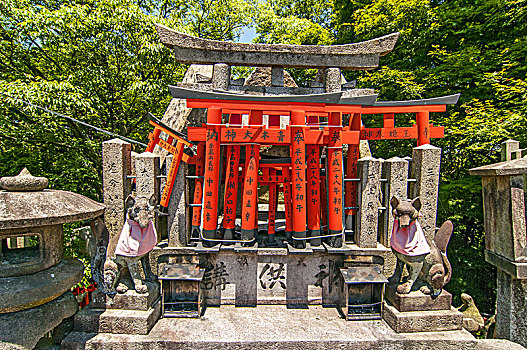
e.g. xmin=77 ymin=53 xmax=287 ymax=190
xmin=191 ymin=142 xmax=206 ymax=238
xmin=345 ymin=113 xmax=361 ymax=230
xmin=202 ymin=108 xmax=222 ymax=242
xmin=241 ymin=110 xmax=262 ymax=242
xmin=223 ymin=145 xmax=240 ymax=240
xmin=282 ymin=166 xmax=293 ymax=241
xmin=417 ymin=111 xmax=430 ymax=146
xmin=160 ymin=142 xmax=184 ymax=208
xmin=327 ymin=111 xmax=344 ymax=247
xmin=291 ymin=110 xmax=307 ymax=248
xmin=268 ymin=168 xmax=277 ymax=242
xmin=307 ymin=145 xmax=321 ymax=246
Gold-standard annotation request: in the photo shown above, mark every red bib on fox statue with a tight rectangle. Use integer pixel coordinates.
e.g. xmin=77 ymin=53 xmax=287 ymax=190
xmin=391 ymin=220 xmax=430 ymax=257
xmin=115 ymin=215 xmax=157 ymax=257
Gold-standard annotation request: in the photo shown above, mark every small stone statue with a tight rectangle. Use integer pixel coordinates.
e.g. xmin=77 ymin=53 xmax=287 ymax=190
xmin=388 ymin=196 xmax=453 ymax=297
xmin=457 ymin=293 xmax=485 ymax=333
xmin=103 ymin=194 xmax=157 ymax=294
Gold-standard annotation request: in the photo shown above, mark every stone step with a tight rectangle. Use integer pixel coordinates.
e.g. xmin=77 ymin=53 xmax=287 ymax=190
xmin=383 ymin=303 xmax=463 ymax=333
xmin=61 ymin=332 xmax=97 ymax=350
xmin=73 ymin=301 xmax=160 ymax=335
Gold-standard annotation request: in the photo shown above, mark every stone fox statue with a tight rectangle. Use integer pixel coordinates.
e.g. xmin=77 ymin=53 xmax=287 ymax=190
xmin=389 ymin=196 xmax=453 ymax=297
xmin=103 ymin=194 xmax=157 ymax=294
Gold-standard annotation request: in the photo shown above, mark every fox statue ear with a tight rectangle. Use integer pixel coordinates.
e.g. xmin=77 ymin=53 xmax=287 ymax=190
xmin=411 ymin=197 xmax=422 ymax=212
xmin=125 ymin=194 xmax=136 ymax=210
xmin=148 ymin=194 xmax=157 ymax=208
xmin=390 ymin=196 xmax=400 ymax=210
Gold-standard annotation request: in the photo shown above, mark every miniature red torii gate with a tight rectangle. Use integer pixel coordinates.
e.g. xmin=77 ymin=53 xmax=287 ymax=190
xmin=144 ymin=87 xmax=459 ymax=248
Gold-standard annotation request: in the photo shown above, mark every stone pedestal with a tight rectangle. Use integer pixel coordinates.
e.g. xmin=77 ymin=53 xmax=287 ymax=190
xmin=383 ymin=303 xmax=463 ymax=333
xmin=384 ymin=284 xmax=452 ymax=312
xmin=383 ymin=285 xmax=462 ymax=333
xmin=73 ymin=282 xmax=160 ymax=335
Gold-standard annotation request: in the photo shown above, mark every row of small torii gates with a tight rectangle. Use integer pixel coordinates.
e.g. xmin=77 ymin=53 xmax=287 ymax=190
xmin=146 ymin=95 xmax=452 ymax=248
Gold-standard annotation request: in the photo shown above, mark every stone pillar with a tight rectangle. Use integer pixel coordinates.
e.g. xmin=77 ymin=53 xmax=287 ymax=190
xmin=356 ymin=156 xmax=382 ymax=248
xmin=135 ymin=152 xmax=161 ymax=234
xmin=470 ymin=152 xmax=527 ymax=347
xmin=324 ymin=68 xmax=341 ymax=93
xmin=410 ymin=144 xmax=441 ymax=240
xmin=212 ymin=63 xmax=230 ymax=90
xmin=167 ymin=155 xmax=189 ymax=247
xmin=102 ymin=139 xmax=131 ymax=254
xmin=381 ymin=157 xmax=409 ymax=247
xmin=501 ymin=139 xmax=520 ymax=161
xmin=495 ymin=270 xmax=527 ymax=345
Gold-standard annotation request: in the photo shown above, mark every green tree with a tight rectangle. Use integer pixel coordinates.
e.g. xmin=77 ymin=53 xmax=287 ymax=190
xmin=0 ymin=0 xmax=254 ymax=199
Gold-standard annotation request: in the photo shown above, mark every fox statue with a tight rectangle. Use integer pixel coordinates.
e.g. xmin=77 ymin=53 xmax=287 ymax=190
xmin=389 ymin=196 xmax=453 ymax=297
xmin=102 ymin=194 xmax=157 ymax=294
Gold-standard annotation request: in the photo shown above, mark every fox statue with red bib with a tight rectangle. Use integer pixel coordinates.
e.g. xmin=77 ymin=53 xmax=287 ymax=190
xmin=103 ymin=194 xmax=157 ymax=294
xmin=389 ymin=196 xmax=453 ymax=298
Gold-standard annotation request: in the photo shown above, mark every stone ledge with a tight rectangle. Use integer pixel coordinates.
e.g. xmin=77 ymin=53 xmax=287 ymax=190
xmin=74 ymin=300 xmax=161 ymax=335
xmin=383 ymin=303 xmax=462 ymax=333
xmin=485 ymin=250 xmax=527 ymax=279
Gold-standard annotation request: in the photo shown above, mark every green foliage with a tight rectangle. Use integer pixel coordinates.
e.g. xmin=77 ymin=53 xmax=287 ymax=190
xmin=332 ymin=0 xmax=527 ymax=314
xmin=0 ymin=0 xmax=257 ymax=285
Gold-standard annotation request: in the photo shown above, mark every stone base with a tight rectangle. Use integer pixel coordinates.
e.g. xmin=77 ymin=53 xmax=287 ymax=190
xmin=383 ymin=302 xmax=463 ymax=333
xmin=385 ymin=284 xmax=452 ymax=312
xmin=73 ymin=300 xmax=161 ymax=335
xmin=61 ymin=305 xmax=524 ymax=350
xmin=90 ymin=282 xmax=159 ymax=311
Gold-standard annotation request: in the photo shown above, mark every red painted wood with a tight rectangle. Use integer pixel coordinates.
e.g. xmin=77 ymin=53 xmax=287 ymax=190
xmin=268 ymin=168 xmax=277 ymax=235
xmin=282 ymin=166 xmax=293 ymax=238
xmin=291 ymin=110 xmax=307 ymax=245
xmin=192 ymin=142 xmax=206 ymax=231
xmin=327 ymin=112 xmax=343 ymax=239
xmin=147 ymin=120 xmax=192 ymax=147
xmin=145 ymin=128 xmax=161 ymax=152
xmin=307 ymin=145 xmax=321 ymax=238
xmin=223 ymin=145 xmax=240 ymax=231
xmin=160 ymin=142 xmax=184 ymax=208
xmin=202 ymin=108 xmax=222 ymax=238
xmin=417 ymin=111 xmax=430 ymax=145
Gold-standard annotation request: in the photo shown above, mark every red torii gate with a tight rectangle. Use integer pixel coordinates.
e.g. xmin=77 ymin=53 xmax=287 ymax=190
xmin=146 ymin=89 xmax=458 ymax=248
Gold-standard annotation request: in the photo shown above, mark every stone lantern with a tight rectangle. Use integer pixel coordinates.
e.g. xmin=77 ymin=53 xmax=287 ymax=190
xmin=0 ymin=169 xmax=105 ymax=349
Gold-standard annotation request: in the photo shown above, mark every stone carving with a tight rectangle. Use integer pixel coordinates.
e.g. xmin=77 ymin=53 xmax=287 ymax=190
xmin=88 ymin=217 xmax=109 ymax=287
xmin=457 ymin=293 xmax=485 ymax=333
xmin=388 ymin=196 xmax=453 ymax=297
xmin=103 ymin=194 xmax=157 ymax=294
